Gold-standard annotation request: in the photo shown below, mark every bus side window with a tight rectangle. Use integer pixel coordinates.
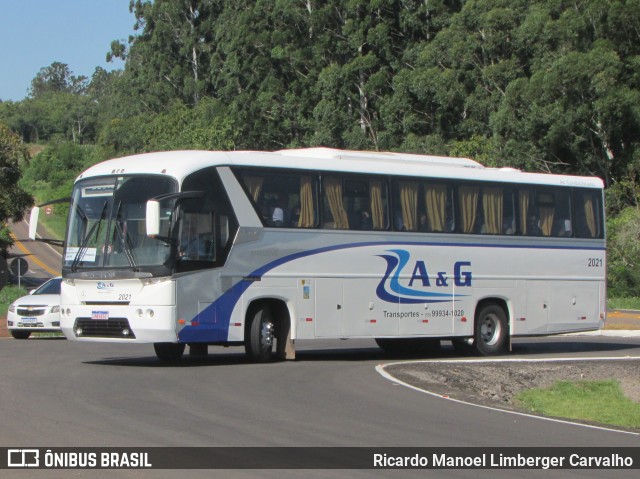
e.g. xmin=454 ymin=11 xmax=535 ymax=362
xmin=552 ymin=190 xmax=572 ymax=237
xmin=179 ymin=211 xmax=215 ymax=261
xmin=220 ymin=215 xmax=229 ymax=246
xmin=323 ymin=176 xmax=349 ymax=229
xmin=574 ymin=189 xmax=602 ymax=238
xmin=457 ymin=184 xmax=480 ymax=234
xmin=295 ymin=175 xmax=316 ymax=228
xmin=478 ymin=186 xmax=516 ymax=235
xmin=518 ymin=190 xmax=540 ymax=236
xmin=238 ymin=170 xmax=318 ymax=229
xmin=421 ymin=182 xmax=453 ymax=233
xmin=394 ymin=180 xmax=419 ymax=231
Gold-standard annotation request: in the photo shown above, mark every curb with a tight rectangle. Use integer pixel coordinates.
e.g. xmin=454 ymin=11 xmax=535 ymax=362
xmin=564 ymin=330 xmax=640 ymax=338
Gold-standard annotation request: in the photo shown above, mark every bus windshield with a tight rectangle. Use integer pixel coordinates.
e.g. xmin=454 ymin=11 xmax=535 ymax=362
xmin=64 ymin=175 xmax=177 ymax=273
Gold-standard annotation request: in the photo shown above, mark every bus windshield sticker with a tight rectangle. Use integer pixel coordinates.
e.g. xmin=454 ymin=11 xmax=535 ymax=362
xmin=65 ymin=247 xmax=97 ymax=262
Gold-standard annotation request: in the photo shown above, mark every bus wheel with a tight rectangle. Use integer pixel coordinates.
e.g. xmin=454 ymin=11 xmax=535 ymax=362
xmin=154 ymin=342 xmax=186 ymax=362
xmin=245 ymin=306 xmax=275 ymax=362
xmin=11 ymin=330 xmax=31 ymax=339
xmin=474 ymin=304 xmax=508 ymax=356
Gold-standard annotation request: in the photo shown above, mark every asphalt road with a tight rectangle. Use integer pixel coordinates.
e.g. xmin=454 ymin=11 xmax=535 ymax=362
xmin=6 ymin=218 xmax=61 ymax=286
xmin=0 ymin=336 xmax=638 ymax=479
xmin=2 ymin=220 xmax=639 ymax=478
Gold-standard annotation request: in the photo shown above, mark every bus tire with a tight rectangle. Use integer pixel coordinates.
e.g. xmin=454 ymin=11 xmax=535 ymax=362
xmin=154 ymin=342 xmax=185 ymax=362
xmin=11 ymin=330 xmax=31 ymax=340
xmin=474 ymin=303 xmax=508 ymax=356
xmin=245 ymin=306 xmax=275 ymax=362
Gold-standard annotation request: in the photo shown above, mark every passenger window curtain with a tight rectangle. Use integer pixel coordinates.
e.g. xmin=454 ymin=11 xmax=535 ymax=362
xmin=425 ymin=184 xmax=447 ymax=232
xmin=583 ymin=194 xmax=597 ymax=237
xmin=370 ymin=180 xmax=385 ymax=230
xmin=539 ymin=206 xmax=555 ymax=236
xmin=458 ymin=185 xmax=479 ymax=233
xmin=324 ymin=177 xmax=349 ymax=229
xmin=298 ymin=176 xmax=315 ymax=228
xmin=482 ymin=187 xmax=503 ymax=234
xmin=399 ymin=181 xmax=418 ymax=231
xmin=518 ymin=190 xmax=530 ymax=235
xmin=244 ymin=176 xmax=264 ymax=202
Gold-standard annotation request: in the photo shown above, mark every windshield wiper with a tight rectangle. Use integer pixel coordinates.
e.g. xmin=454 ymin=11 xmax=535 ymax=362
xmin=113 ymin=201 xmax=138 ymax=270
xmin=71 ymin=200 xmax=108 ymax=272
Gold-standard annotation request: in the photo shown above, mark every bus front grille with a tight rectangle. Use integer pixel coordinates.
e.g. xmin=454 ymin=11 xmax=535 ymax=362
xmin=74 ymin=318 xmax=136 ymax=339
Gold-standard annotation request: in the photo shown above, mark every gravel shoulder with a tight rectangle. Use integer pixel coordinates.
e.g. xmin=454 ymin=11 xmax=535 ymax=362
xmin=385 ymin=359 xmax=640 ymax=429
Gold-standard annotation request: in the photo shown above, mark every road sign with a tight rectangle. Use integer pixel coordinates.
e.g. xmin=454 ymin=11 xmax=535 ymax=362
xmin=10 ymin=257 xmax=29 ymax=276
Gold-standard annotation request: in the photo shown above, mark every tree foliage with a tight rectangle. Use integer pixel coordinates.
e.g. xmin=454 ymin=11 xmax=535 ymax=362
xmin=2 ymin=0 xmax=640 ymax=212
xmin=607 ymin=206 xmax=640 ymax=297
xmin=0 ymin=123 xmax=34 ymax=256
xmin=3 ymin=0 xmax=640 ymax=293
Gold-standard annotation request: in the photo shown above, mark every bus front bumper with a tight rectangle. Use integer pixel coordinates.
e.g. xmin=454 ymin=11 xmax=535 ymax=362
xmin=60 ymin=305 xmax=178 ymax=343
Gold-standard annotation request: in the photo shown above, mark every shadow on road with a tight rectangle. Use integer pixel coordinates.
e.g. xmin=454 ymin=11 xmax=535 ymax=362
xmin=80 ymin=336 xmax=639 ymax=368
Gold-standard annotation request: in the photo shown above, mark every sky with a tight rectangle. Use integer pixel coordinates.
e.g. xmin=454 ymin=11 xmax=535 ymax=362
xmin=0 ymin=0 xmax=136 ymax=101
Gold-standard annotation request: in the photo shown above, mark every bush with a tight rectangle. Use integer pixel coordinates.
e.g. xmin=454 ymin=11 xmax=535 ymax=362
xmin=607 ymin=206 xmax=640 ymax=297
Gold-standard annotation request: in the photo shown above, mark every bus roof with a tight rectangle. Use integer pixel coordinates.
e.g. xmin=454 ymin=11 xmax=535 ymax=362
xmin=76 ymin=148 xmax=604 ymax=189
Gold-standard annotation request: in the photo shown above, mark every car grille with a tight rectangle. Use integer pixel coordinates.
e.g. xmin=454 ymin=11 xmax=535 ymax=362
xmin=17 ymin=307 xmax=46 ymax=316
xmin=18 ymin=321 xmax=44 ymax=327
xmin=74 ymin=318 xmax=136 ymax=339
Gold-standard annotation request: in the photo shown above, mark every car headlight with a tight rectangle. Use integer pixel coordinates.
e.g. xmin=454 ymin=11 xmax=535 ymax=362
xmin=8 ymin=304 xmax=16 ymax=313
xmin=51 ymin=305 xmax=60 ymax=314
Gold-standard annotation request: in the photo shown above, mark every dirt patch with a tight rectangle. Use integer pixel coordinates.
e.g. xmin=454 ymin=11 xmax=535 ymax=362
xmin=387 ymin=360 xmax=640 ymax=411
xmin=0 ymin=317 xmax=8 ymax=339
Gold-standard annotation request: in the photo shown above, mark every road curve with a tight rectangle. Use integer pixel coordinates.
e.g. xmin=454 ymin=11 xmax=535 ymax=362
xmin=0 ymin=337 xmax=638 ymax=479
xmin=7 ymin=219 xmax=61 ymax=283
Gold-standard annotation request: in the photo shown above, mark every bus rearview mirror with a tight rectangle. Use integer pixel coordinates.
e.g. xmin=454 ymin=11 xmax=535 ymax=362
xmin=146 ymin=200 xmax=161 ymax=237
xmin=28 ymin=207 xmax=40 ymax=240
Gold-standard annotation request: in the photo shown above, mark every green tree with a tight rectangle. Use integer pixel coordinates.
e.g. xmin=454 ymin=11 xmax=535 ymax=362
xmin=0 ymin=123 xmax=34 ymax=256
xmin=2 ymin=63 xmax=99 ymax=143
xmin=607 ymin=206 xmax=640 ymax=297
xmin=111 ymin=0 xmax=223 ymax=111
xmin=492 ymin=0 xmax=640 ymax=194
xmin=29 ymin=61 xmax=87 ymax=98
xmin=99 ymin=98 xmax=236 ymax=153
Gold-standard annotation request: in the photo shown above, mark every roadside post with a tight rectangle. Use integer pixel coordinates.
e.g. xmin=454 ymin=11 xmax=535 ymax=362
xmin=10 ymin=257 xmax=29 ymax=289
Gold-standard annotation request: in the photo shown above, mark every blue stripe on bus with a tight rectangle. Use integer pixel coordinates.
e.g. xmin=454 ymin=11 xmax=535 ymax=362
xmin=178 ymin=240 xmax=605 ymax=343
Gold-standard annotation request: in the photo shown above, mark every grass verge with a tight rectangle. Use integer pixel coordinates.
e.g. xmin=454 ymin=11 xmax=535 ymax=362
xmin=608 ymin=297 xmax=640 ymax=310
xmin=516 ymin=380 xmax=640 ymax=430
xmin=0 ymin=285 xmax=29 ymax=318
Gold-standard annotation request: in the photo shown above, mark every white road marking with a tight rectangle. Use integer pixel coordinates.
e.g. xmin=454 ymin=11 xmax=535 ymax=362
xmin=376 ymin=356 xmax=640 ymax=437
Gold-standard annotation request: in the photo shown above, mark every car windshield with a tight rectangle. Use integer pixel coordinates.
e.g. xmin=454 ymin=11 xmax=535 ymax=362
xmin=34 ymin=278 xmax=61 ymax=295
xmin=64 ymin=175 xmax=177 ymax=273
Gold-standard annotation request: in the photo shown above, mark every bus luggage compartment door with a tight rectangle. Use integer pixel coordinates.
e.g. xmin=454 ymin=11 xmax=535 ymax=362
xmin=314 ymin=278 xmax=343 ymax=337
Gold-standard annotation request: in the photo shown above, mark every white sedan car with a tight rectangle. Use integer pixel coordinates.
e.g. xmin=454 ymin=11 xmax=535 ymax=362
xmin=7 ymin=277 xmax=62 ymax=339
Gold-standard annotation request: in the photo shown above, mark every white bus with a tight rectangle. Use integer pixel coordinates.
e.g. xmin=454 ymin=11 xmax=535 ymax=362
xmin=30 ymin=148 xmax=606 ymax=361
